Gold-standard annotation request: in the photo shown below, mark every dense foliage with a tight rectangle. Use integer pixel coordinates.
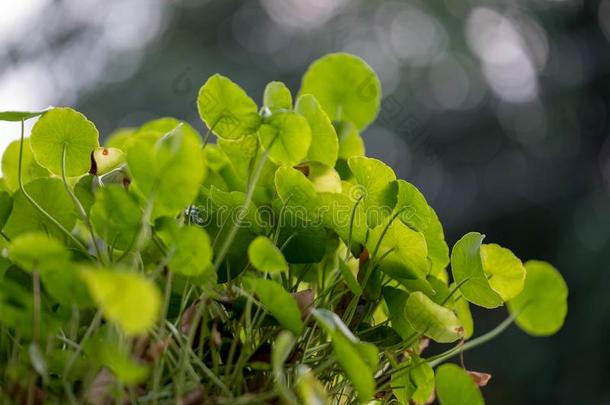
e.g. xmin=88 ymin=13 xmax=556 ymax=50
xmin=0 ymin=53 xmax=568 ymax=404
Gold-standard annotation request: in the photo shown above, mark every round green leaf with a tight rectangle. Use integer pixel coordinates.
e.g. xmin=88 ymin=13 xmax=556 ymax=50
xmin=274 ymin=166 xmax=319 ymax=216
xmin=405 ymin=291 xmax=462 ymax=343
xmin=450 ymin=232 xmax=503 ymax=309
xmin=9 ymin=232 xmax=70 ymax=273
xmin=244 ymin=277 xmax=304 ymax=335
xmin=382 ymin=286 xmax=416 ymax=339
xmin=105 ymin=127 xmax=135 ymax=149
xmin=3 ymin=178 xmax=77 ymax=240
xmin=197 ymin=74 xmax=261 ymax=139
xmin=435 ymin=364 xmax=484 ymax=405
xmin=1 ymin=138 xmax=50 ymax=192
xmin=157 ymin=220 xmax=214 ymax=278
xmin=295 ymin=94 xmax=338 ymax=167
xmin=264 ymin=81 xmax=293 ymax=112
xmin=258 ymin=111 xmax=311 ymax=166
xmin=30 ymin=107 xmax=100 ymax=177
xmin=81 ymin=268 xmax=161 ymax=335
xmin=348 ymin=156 xmax=397 ymax=227
xmin=392 ymin=358 xmax=434 ymax=405
xmin=90 ymin=185 xmax=142 ymax=250
xmin=480 ymin=243 xmax=526 ymax=301
xmin=126 ymin=126 xmax=205 ymax=216
xmin=508 ymin=260 xmax=568 ymax=336
xmin=299 ymin=53 xmax=381 ymax=130
xmin=248 ymin=236 xmax=288 ymax=273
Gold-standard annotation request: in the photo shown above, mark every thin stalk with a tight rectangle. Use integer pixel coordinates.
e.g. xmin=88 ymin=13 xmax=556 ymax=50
xmin=213 ymin=149 xmax=269 ymax=270
xmin=60 ymin=144 xmax=107 ymax=265
xmin=17 ymin=119 xmax=89 ymax=255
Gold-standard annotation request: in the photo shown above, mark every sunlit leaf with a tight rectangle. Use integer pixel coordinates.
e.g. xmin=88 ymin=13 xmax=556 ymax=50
xmin=508 ymin=260 xmax=568 ymax=336
xmin=264 ymin=81 xmax=292 ymax=112
xmin=126 ymin=125 xmax=205 ymax=216
xmin=382 ymin=286 xmax=416 ymax=339
xmin=105 ymin=127 xmax=135 ymax=149
xmin=348 ymin=156 xmax=397 ymax=227
xmin=295 ymin=94 xmax=338 ymax=167
xmin=405 ymin=292 xmax=462 ymax=343
xmin=480 ymin=244 xmax=526 ymax=301
xmin=90 ymin=185 xmax=142 ymax=250
xmin=275 ymin=166 xmax=319 ymax=216
xmin=366 ymin=217 xmax=428 ymax=280
xmin=392 ymin=357 xmax=434 ymax=405
xmin=296 ymin=365 xmax=328 ymax=405
xmin=248 ymin=236 xmax=288 ymax=273
xmin=3 ymin=178 xmax=77 ymax=240
xmin=30 ymin=107 xmax=100 ymax=176
xmin=307 ymin=163 xmax=342 ymax=193
xmin=299 ymin=53 xmax=381 ymax=130
xmin=81 ymin=268 xmax=161 ymax=335
xmin=0 ymin=191 xmax=12 ymax=230
xmin=156 ymin=219 xmax=214 ymax=279
xmin=244 ymin=277 xmax=304 ymax=335
xmin=318 ymin=190 xmax=368 ymax=245
xmin=8 ymin=232 xmax=70 ymax=273
xmin=197 ymin=74 xmax=261 ymax=139
xmin=0 ymin=108 xmax=50 ymax=122
xmin=90 ymin=147 xmax=125 ymax=176
xmin=1 ymin=138 xmax=49 ymax=192
xmin=258 ymin=111 xmax=311 ymax=166
xmin=335 ymin=121 xmax=364 ymax=160
xmin=435 ymin=364 xmax=485 ymax=405
xmin=450 ymin=232 xmax=503 ymax=309
xmin=312 ymin=308 xmax=378 ymax=401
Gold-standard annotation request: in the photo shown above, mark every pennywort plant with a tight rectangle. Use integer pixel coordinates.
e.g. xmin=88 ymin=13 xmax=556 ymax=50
xmin=0 ymin=53 xmax=568 ymax=404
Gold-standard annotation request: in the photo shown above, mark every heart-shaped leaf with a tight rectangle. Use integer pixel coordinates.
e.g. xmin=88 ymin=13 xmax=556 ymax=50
xmin=263 ymin=81 xmax=292 ymax=112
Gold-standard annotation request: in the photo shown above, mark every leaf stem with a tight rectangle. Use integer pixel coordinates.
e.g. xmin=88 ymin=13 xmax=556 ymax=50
xmin=17 ymin=119 xmax=89 ymax=255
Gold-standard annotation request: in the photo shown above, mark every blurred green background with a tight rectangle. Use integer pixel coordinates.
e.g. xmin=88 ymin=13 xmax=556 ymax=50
xmin=1 ymin=0 xmax=609 ymax=403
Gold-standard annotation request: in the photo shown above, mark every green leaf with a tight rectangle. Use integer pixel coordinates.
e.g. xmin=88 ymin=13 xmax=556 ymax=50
xmin=1 ymin=138 xmax=49 ymax=192
xmin=197 ymin=74 xmax=261 ymax=139
xmin=3 ymin=178 xmax=77 ymax=240
xmin=248 ymin=236 xmax=288 ymax=273
xmin=271 ymin=331 xmax=297 ymax=404
xmin=258 ymin=111 xmax=311 ymax=166
xmin=307 ymin=163 xmax=342 ymax=193
xmin=295 ymin=94 xmax=338 ymax=167
xmin=137 ymin=117 xmax=202 ymax=141
xmin=0 ymin=191 xmax=12 ymax=230
xmin=105 ymin=127 xmax=135 ymax=149
xmin=90 ymin=147 xmax=125 ymax=176
xmin=348 ymin=156 xmax=397 ymax=227
xmin=30 ymin=107 xmax=100 ymax=177
xmin=275 ymin=166 xmax=319 ymax=216
xmin=335 ymin=121 xmax=364 ymax=160
xmin=435 ymin=364 xmax=485 ymax=405
xmin=264 ymin=81 xmax=293 ymax=112
xmin=382 ymin=286 xmax=416 ymax=339
xmin=508 ymin=260 xmax=568 ymax=336
xmin=126 ymin=125 xmax=205 ymax=216
xmin=366 ymin=217 xmax=428 ymax=280
xmin=90 ymin=185 xmax=142 ymax=250
xmin=454 ymin=296 xmax=474 ymax=340
xmin=480 ymin=244 xmax=526 ymax=301
xmin=299 ymin=53 xmax=381 ymax=130
xmin=244 ymin=277 xmax=304 ymax=335
xmin=0 ymin=108 xmax=50 ymax=122
xmin=81 ymin=268 xmax=161 ymax=335
xmin=318 ymin=191 xmax=368 ymax=245
xmin=392 ymin=358 xmax=434 ymax=405
xmin=450 ymin=232 xmax=503 ymax=309
xmin=425 ymin=209 xmax=450 ymax=279
xmin=405 ymin=292 xmax=462 ymax=343
xmin=312 ymin=309 xmax=378 ymax=401
xmin=8 ymin=232 xmax=70 ymax=273
xmin=296 ymin=365 xmax=328 ymax=405
xmin=156 ymin=219 xmax=214 ymax=279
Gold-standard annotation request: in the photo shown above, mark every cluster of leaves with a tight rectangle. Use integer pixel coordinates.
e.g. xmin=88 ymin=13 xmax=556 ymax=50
xmin=0 ymin=53 xmax=568 ymax=404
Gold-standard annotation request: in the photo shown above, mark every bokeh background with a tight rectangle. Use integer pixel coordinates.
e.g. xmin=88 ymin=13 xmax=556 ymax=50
xmin=1 ymin=0 xmax=609 ymax=403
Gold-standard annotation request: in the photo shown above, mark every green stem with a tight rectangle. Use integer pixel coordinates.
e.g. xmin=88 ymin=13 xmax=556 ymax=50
xmin=60 ymin=144 xmax=107 ymax=265
xmin=17 ymin=119 xmax=89 ymax=255
xmin=213 ymin=150 xmax=269 ymax=270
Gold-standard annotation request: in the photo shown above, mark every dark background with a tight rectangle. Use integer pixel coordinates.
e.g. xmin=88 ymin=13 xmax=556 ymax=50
xmin=1 ymin=0 xmax=609 ymax=403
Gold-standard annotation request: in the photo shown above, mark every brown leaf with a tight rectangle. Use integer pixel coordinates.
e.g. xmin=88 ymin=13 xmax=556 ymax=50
xmin=468 ymin=370 xmax=492 ymax=387
xmin=291 ymin=289 xmax=314 ymax=320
